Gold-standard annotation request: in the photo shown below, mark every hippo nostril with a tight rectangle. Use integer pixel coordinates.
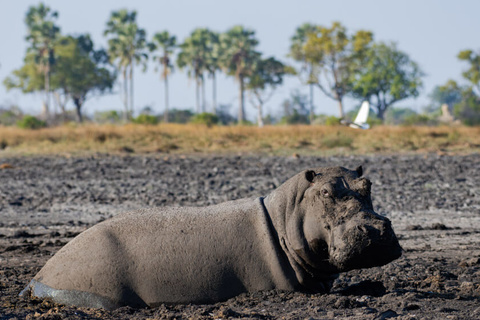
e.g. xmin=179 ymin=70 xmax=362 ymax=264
xmin=356 ymin=225 xmax=367 ymax=233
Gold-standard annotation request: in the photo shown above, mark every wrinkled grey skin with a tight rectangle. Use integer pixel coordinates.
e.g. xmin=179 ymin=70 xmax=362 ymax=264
xmin=21 ymin=166 xmax=402 ymax=309
xmin=264 ymin=166 xmax=402 ymax=292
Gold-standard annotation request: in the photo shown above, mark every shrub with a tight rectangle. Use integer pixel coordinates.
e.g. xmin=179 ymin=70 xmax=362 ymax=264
xmin=402 ymin=114 xmax=434 ymax=126
xmin=94 ymin=110 xmax=121 ymax=124
xmin=325 ymin=116 xmax=341 ymax=126
xmin=278 ymin=110 xmax=309 ymax=125
xmin=17 ymin=115 xmax=46 ymax=129
xmin=367 ymin=117 xmax=383 ymax=127
xmin=191 ymin=113 xmax=219 ymax=127
xmin=0 ymin=110 xmax=23 ymax=126
xmin=166 ymin=109 xmax=194 ymax=124
xmin=132 ymin=114 xmax=159 ymax=125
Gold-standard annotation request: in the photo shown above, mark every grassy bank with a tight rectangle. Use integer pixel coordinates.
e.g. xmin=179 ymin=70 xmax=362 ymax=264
xmin=0 ymin=124 xmax=479 ymax=156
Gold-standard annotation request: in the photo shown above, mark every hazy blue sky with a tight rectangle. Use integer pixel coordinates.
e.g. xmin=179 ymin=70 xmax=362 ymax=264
xmin=1 ymin=0 xmax=479 ymax=120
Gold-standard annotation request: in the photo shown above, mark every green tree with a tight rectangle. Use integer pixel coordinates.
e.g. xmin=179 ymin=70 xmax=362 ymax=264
xmin=279 ymin=91 xmax=310 ymax=124
xmin=458 ymin=49 xmax=480 ymax=95
xmin=303 ymin=22 xmax=373 ymax=119
xmin=177 ymin=28 xmax=216 ymax=114
xmin=104 ymin=9 xmax=148 ymax=121
xmin=52 ymin=35 xmax=116 ymax=122
xmin=454 ymin=87 xmax=480 ymax=125
xmin=428 ymin=80 xmax=463 ymax=113
xmin=6 ymin=35 xmax=115 ymax=123
xmin=351 ymin=42 xmax=423 ymax=121
xmin=289 ymin=23 xmax=318 ymax=123
xmin=247 ymin=57 xmax=286 ymax=127
xmin=204 ymin=30 xmax=221 ymax=114
xmin=4 ymin=53 xmax=45 ymax=95
xmin=24 ymin=3 xmax=60 ymax=120
xmin=455 ymin=49 xmax=480 ymax=125
xmin=220 ymin=26 xmax=261 ymax=123
xmin=150 ymin=31 xmax=176 ymax=123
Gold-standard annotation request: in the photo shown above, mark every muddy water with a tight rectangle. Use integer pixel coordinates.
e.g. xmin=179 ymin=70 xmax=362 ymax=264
xmin=1 ymin=154 xmax=479 ymax=319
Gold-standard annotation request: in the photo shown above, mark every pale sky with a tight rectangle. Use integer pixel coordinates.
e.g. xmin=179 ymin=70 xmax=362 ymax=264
xmin=1 ymin=0 xmax=478 ymax=120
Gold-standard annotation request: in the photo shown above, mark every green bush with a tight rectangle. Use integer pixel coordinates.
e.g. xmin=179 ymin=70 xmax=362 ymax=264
xmin=17 ymin=115 xmax=47 ymax=129
xmin=325 ymin=116 xmax=341 ymax=126
xmin=190 ymin=113 xmax=219 ymax=127
xmin=132 ymin=114 xmax=159 ymax=125
xmin=278 ymin=110 xmax=309 ymax=125
xmin=454 ymin=91 xmax=480 ymax=126
xmin=367 ymin=117 xmax=383 ymax=127
xmin=166 ymin=109 xmax=194 ymax=123
xmin=402 ymin=114 xmax=433 ymax=126
xmin=0 ymin=110 xmax=22 ymax=126
xmin=94 ymin=110 xmax=121 ymax=124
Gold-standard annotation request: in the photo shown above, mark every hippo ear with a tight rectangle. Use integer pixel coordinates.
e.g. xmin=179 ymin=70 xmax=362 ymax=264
xmin=305 ymin=170 xmax=316 ymax=183
xmin=355 ymin=166 xmax=363 ymax=177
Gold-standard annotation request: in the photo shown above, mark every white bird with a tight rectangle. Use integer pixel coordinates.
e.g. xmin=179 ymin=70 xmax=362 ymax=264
xmin=350 ymin=101 xmax=370 ymax=129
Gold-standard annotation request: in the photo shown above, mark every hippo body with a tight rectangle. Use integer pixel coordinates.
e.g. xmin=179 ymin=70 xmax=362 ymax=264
xmin=22 ymin=166 xmax=402 ymax=309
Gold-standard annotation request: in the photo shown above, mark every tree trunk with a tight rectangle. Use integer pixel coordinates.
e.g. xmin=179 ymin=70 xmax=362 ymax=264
xmin=257 ymin=104 xmax=264 ymax=128
xmin=195 ymin=77 xmax=200 ymax=114
xmin=123 ymin=68 xmax=129 ymax=122
xmin=378 ymin=96 xmax=386 ymax=121
xmin=335 ymin=91 xmax=344 ymax=119
xmin=377 ymin=107 xmax=385 ymax=121
xmin=375 ymin=93 xmax=387 ymax=121
xmin=129 ymin=63 xmax=134 ymax=118
xmin=337 ymin=99 xmax=344 ymax=119
xmin=53 ymin=92 xmax=67 ymax=122
xmin=201 ymin=77 xmax=206 ymax=113
xmin=309 ymin=83 xmax=314 ymax=124
xmin=164 ymin=74 xmax=169 ymax=123
xmin=43 ymin=67 xmax=50 ymax=121
xmin=238 ymin=76 xmax=245 ymax=123
xmin=73 ymin=97 xmax=84 ymax=123
xmin=212 ymin=72 xmax=217 ymax=114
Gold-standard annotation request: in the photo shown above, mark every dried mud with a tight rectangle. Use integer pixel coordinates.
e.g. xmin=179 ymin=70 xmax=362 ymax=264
xmin=1 ymin=154 xmax=479 ymax=319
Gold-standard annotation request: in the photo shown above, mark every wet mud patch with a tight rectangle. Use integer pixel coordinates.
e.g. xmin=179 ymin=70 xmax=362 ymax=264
xmin=1 ymin=154 xmax=479 ymax=319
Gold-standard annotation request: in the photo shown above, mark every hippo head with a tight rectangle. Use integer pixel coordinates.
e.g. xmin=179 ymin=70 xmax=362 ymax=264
xmin=265 ymin=166 xmax=402 ymax=289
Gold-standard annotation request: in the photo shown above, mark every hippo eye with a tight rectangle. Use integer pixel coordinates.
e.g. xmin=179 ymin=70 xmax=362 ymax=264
xmin=322 ymin=189 xmax=329 ymax=197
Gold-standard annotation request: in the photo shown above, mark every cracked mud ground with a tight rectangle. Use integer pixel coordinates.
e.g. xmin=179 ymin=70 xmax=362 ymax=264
xmin=1 ymin=154 xmax=479 ymax=319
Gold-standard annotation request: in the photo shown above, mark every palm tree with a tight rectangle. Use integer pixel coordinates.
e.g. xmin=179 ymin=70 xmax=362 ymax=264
xmin=177 ymin=28 xmax=212 ymax=114
xmin=289 ymin=23 xmax=318 ymax=124
xmin=150 ymin=31 xmax=176 ymax=123
xmin=219 ymin=26 xmax=260 ymax=123
xmin=25 ymin=3 xmax=60 ymax=121
xmin=104 ymin=9 xmax=148 ymax=121
xmin=200 ymin=29 xmax=221 ymax=114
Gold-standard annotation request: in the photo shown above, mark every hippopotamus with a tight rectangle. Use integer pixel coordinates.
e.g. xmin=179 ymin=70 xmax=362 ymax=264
xmin=21 ymin=166 xmax=402 ymax=309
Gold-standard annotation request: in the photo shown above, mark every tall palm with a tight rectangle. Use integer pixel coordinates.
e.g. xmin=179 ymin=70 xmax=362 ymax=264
xmin=289 ymin=23 xmax=318 ymax=124
xmin=219 ymin=26 xmax=260 ymax=123
xmin=104 ymin=9 xmax=148 ymax=121
xmin=151 ymin=31 xmax=176 ymax=123
xmin=177 ymin=28 xmax=212 ymax=113
xmin=25 ymin=3 xmax=60 ymax=121
xmin=204 ymin=30 xmax=221 ymax=114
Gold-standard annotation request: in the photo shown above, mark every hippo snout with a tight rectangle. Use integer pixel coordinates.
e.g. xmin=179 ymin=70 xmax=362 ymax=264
xmin=330 ymin=213 xmax=402 ymax=272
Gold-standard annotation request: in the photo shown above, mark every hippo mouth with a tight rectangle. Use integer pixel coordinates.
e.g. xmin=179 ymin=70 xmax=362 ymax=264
xmin=329 ymin=224 xmax=402 ymax=272
xmin=300 ymin=238 xmax=342 ymax=274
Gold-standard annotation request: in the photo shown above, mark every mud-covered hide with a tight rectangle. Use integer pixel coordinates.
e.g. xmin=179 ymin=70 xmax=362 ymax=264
xmin=263 ymin=166 xmax=402 ymax=291
xmin=21 ymin=166 xmax=401 ymax=309
xmin=21 ymin=198 xmax=299 ymax=309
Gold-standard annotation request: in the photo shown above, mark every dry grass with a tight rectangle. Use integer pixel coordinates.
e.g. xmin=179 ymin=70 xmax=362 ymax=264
xmin=0 ymin=124 xmax=479 ymax=156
